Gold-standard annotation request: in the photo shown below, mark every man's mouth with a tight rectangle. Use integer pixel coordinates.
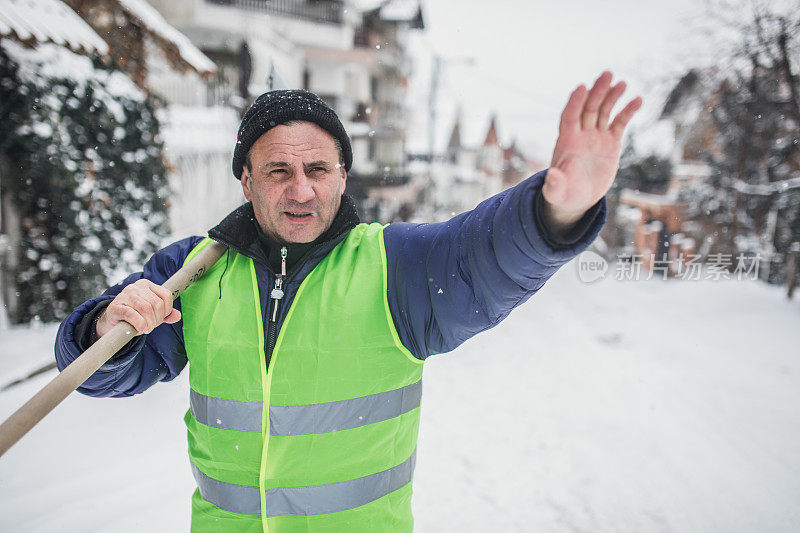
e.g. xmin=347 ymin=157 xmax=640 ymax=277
xmin=285 ymin=212 xmax=316 ymax=220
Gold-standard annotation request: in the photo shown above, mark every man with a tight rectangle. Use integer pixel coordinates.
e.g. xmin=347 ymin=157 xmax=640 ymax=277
xmin=55 ymin=71 xmax=641 ymax=531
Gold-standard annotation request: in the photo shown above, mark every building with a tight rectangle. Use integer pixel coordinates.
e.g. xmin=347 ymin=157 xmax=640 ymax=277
xmin=64 ymin=0 xmax=247 ymax=239
xmin=429 ymin=112 xmax=542 ymax=218
xmin=617 ymin=69 xmax=720 ymax=272
xmin=145 ymin=0 xmax=426 ymax=222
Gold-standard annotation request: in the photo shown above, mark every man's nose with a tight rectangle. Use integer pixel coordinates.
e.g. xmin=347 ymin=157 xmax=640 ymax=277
xmin=285 ymin=171 xmax=315 ymax=204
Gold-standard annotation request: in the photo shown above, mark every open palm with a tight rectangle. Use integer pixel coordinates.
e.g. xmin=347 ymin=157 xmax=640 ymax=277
xmin=543 ymin=71 xmax=643 ymax=229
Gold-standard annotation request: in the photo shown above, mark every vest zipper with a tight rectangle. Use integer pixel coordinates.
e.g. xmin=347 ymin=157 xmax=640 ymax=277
xmin=266 ymin=246 xmax=287 ymax=362
xmin=263 ymin=225 xmax=352 ymax=364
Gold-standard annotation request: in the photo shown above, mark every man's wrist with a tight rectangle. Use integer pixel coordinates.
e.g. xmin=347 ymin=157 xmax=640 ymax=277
xmin=540 ymin=198 xmax=587 ymax=239
xmin=95 ymin=308 xmax=109 ymax=339
xmin=93 ymin=309 xmax=107 ymax=341
xmin=533 ymin=188 xmax=604 ymax=250
xmin=73 ymin=299 xmax=112 ymax=351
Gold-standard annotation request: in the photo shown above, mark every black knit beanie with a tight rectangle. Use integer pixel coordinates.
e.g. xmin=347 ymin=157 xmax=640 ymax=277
xmin=231 ymin=89 xmax=353 ymax=179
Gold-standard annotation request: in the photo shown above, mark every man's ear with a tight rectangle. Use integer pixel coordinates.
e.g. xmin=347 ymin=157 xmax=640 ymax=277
xmin=241 ymin=167 xmax=252 ymax=201
xmin=340 ymin=167 xmax=347 ymax=193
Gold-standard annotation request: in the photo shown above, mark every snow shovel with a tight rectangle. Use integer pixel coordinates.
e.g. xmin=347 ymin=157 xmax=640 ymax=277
xmin=0 ymin=240 xmax=228 ymax=458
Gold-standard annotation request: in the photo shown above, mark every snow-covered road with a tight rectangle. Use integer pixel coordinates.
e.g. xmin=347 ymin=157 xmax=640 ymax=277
xmin=1 ymin=265 xmax=799 ymax=532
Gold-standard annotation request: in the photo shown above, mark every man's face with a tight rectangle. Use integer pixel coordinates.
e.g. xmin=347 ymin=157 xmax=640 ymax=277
xmin=241 ymin=121 xmax=346 ymax=244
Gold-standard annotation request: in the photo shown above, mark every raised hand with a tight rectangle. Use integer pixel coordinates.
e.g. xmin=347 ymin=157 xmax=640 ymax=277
xmin=542 ymin=71 xmax=642 ymax=234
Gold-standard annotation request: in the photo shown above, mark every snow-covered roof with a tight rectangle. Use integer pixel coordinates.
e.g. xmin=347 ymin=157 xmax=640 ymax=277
xmin=660 ymin=68 xmax=720 ymax=120
xmin=620 ymin=188 xmax=679 ymax=208
xmin=2 ymin=39 xmax=144 ymax=114
xmin=643 ymin=220 xmax=664 ymax=233
xmin=347 ymin=0 xmax=384 ymax=12
xmin=442 ymin=111 xmax=505 ymax=153
xmin=115 ymin=0 xmax=216 ymax=75
xmin=379 ymin=0 xmax=422 ymax=22
xmin=349 ymin=0 xmax=423 ymax=26
xmin=345 ymin=121 xmax=373 ymax=138
xmin=0 ymin=0 xmax=109 ymax=56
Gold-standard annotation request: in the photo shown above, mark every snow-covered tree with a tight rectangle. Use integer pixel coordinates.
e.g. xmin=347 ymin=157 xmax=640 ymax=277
xmin=682 ymin=0 xmax=800 ymax=282
xmin=616 ymin=143 xmax=673 ymax=195
xmin=0 ymin=42 xmax=169 ymax=324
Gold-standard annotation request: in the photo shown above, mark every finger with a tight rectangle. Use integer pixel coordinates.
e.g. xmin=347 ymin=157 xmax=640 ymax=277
xmin=150 ymin=282 xmax=173 ymax=305
xmin=542 ymin=167 xmax=568 ymax=206
xmin=609 ymin=96 xmax=644 ymax=138
xmin=141 ymin=287 xmax=167 ymax=321
xmin=581 ymin=71 xmax=613 ymax=130
xmin=597 ymin=81 xmax=626 ymax=130
xmin=129 ymin=294 xmax=160 ymax=332
xmin=164 ymin=308 xmax=182 ymax=324
xmin=118 ymin=303 xmax=148 ymax=334
xmin=559 ymin=84 xmax=588 ymax=133
xmin=135 ymin=281 xmax=167 ymax=319
xmin=148 ymin=283 xmax=174 ymax=322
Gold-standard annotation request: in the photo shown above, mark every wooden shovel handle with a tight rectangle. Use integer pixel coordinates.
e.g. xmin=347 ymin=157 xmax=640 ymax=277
xmin=0 ymin=240 xmax=227 ymax=458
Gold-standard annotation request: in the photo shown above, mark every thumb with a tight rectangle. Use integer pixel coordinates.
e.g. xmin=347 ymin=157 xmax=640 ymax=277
xmin=543 ymin=167 xmax=568 ymax=206
xmin=164 ymin=308 xmax=182 ymax=324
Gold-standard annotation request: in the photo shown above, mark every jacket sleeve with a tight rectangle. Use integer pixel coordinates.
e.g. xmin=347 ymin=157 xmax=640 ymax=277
xmin=383 ymin=169 xmax=605 ymax=360
xmin=54 ymin=236 xmax=205 ymax=397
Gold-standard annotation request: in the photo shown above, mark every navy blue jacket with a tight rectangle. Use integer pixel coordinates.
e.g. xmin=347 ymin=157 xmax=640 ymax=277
xmin=54 ymin=170 xmax=605 ymax=397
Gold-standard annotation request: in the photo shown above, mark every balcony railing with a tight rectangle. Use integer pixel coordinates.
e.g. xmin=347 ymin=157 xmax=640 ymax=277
xmin=206 ymin=0 xmax=344 ymax=24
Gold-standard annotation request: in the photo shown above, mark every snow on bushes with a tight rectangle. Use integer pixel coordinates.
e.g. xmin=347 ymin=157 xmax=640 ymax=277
xmin=0 ymin=41 xmax=169 ymax=323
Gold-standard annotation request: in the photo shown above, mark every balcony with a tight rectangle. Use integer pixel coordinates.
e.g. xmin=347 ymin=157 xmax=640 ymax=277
xmin=205 ymin=0 xmax=344 ymax=25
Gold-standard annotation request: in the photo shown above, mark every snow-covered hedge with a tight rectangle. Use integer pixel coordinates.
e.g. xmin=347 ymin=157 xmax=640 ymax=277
xmin=0 ymin=41 xmax=169 ymax=324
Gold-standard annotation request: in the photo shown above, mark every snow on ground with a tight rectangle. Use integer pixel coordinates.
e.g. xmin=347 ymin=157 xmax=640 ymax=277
xmin=0 ymin=323 xmax=59 ymax=389
xmin=1 ymin=264 xmax=799 ymax=532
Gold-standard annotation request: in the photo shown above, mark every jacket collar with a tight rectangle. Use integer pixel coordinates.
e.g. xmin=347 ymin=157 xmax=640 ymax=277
xmin=208 ymin=194 xmax=361 ymax=274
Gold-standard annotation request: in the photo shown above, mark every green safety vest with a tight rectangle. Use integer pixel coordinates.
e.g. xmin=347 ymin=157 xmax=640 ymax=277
xmin=180 ymin=223 xmax=424 ymax=532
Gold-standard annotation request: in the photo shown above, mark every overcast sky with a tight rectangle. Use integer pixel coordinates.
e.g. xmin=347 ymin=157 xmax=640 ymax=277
xmin=404 ymin=0 xmax=723 ymax=162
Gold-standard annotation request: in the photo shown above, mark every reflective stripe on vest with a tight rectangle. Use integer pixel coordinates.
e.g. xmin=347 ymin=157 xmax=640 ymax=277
xmin=190 ymin=449 xmax=417 ymax=517
xmin=190 ymin=380 xmax=422 ymax=435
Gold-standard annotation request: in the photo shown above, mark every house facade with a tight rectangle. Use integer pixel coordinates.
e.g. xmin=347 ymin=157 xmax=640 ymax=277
xmin=65 ymin=0 xmax=247 ymax=239
xmin=146 ymin=0 xmax=426 ymax=222
xmin=617 ymin=69 xmax=720 ymax=273
xmin=428 ymin=112 xmax=542 ymax=218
